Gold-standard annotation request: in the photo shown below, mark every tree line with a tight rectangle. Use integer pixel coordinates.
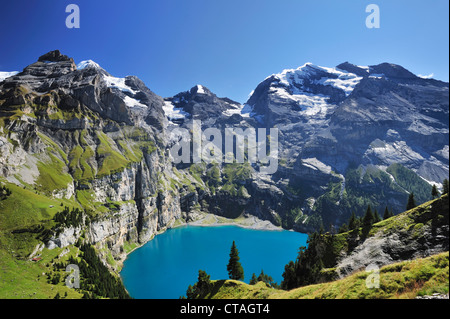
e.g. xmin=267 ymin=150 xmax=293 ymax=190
xmin=67 ymin=243 xmax=130 ymax=299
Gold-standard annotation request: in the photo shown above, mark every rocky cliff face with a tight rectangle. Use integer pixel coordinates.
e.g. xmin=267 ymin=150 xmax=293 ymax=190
xmin=242 ymin=61 xmax=449 ymax=228
xmin=0 ymin=51 xmax=193 ymax=270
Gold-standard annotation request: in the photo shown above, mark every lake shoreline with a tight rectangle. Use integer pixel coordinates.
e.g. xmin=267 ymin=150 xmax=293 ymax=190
xmin=175 ymin=213 xmax=287 ymax=232
xmin=120 ymin=216 xmax=309 ymax=299
xmin=124 ymin=214 xmax=292 ymax=258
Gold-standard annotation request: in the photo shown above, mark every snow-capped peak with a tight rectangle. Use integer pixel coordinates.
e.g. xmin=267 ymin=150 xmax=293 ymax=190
xmin=197 ymin=84 xmax=205 ymax=94
xmin=273 ymin=63 xmax=363 ymax=96
xmin=77 ymin=60 xmax=103 ymax=70
xmin=77 ymin=61 xmax=148 ymax=110
xmin=250 ymin=63 xmax=366 ymax=120
xmin=195 ymin=84 xmax=206 ymax=94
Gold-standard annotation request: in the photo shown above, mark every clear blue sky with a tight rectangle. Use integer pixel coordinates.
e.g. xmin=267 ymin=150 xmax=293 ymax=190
xmin=0 ymin=0 xmax=448 ymax=103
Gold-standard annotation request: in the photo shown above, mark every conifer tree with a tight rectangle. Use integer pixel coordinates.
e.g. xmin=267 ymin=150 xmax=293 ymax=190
xmin=383 ymin=206 xmax=393 ymax=220
xmin=249 ymin=273 xmax=258 ymax=285
xmin=227 ymin=241 xmax=244 ymax=280
xmin=362 ymin=205 xmax=374 ymax=235
xmin=431 ymin=184 xmax=440 ymax=199
xmin=257 ymin=270 xmax=275 ymax=287
xmin=196 ymin=270 xmax=211 ymax=295
xmin=443 ymin=179 xmax=449 ymax=195
xmin=373 ymin=209 xmax=381 ymax=223
xmin=363 ymin=205 xmax=374 ymax=227
xmin=406 ymin=193 xmax=416 ymax=210
xmin=348 ymin=211 xmax=357 ymax=230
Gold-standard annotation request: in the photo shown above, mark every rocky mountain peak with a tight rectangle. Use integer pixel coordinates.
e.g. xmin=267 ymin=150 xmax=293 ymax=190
xmin=0 ymin=50 xmax=165 ymax=130
xmin=245 ymin=62 xmax=366 ymax=127
xmin=336 ymin=62 xmax=370 ymax=77
xmin=369 ymin=62 xmax=417 ymax=80
xmin=190 ymin=84 xmax=211 ymax=96
xmin=165 ymin=85 xmax=241 ymax=123
xmin=38 ymin=50 xmax=74 ymax=63
xmin=77 ymin=60 xmax=104 ymax=71
xmin=14 ymin=50 xmax=77 ymax=80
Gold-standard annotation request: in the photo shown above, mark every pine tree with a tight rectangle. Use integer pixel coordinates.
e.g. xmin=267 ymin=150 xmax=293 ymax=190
xmin=373 ymin=209 xmax=381 ymax=223
xmin=362 ymin=205 xmax=374 ymax=235
xmin=443 ymin=179 xmax=449 ymax=195
xmin=348 ymin=211 xmax=357 ymax=230
xmin=196 ymin=270 xmax=211 ymax=295
xmin=281 ymin=260 xmax=297 ymax=290
xmin=249 ymin=273 xmax=258 ymax=285
xmin=185 ymin=270 xmax=212 ymax=299
xmin=227 ymin=241 xmax=244 ymax=280
xmin=185 ymin=284 xmax=195 ymax=299
xmin=257 ymin=270 xmax=275 ymax=287
xmin=431 ymin=184 xmax=440 ymax=199
xmin=363 ymin=205 xmax=374 ymax=228
xmin=406 ymin=193 xmax=416 ymax=210
xmin=383 ymin=206 xmax=392 ymax=220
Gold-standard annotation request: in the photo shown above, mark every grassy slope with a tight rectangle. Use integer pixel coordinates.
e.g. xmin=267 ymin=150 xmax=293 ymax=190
xmin=0 ymin=181 xmax=85 ymax=298
xmin=0 ymin=246 xmax=83 ymax=299
xmin=206 ymin=252 xmax=448 ymax=299
xmin=0 ymin=109 xmax=159 ymax=298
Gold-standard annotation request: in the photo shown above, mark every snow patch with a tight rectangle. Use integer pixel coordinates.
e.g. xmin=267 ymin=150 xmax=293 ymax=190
xmin=273 ymin=87 xmax=333 ymax=118
xmin=240 ymin=104 xmax=253 ymax=118
xmin=0 ymin=71 xmax=19 ymax=82
xmin=418 ymin=73 xmax=434 ymax=79
xmin=267 ymin=63 xmax=363 ymax=118
xmin=419 ymin=176 xmax=442 ymax=189
xmin=123 ymin=95 xmax=147 ymax=109
xmin=434 ymin=145 xmax=449 ymax=161
xmin=369 ymin=73 xmax=386 ymax=79
xmin=357 ymin=65 xmax=370 ymax=73
xmin=196 ymin=85 xmax=206 ymax=94
xmin=273 ymin=63 xmax=363 ymax=97
xmin=77 ymin=60 xmax=102 ymax=70
xmin=163 ymin=100 xmax=189 ymax=121
xmin=103 ymin=75 xmax=137 ymax=95
xmin=222 ymin=105 xmax=244 ymax=117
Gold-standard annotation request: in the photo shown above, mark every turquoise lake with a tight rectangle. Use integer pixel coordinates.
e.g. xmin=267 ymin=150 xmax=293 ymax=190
xmin=120 ymin=225 xmax=308 ymax=299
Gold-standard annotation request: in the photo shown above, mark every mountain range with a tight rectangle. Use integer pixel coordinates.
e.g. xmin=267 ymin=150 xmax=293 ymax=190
xmin=0 ymin=50 xmax=448 ymax=298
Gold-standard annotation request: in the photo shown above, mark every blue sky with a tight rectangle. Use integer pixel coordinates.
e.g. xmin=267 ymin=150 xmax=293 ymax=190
xmin=0 ymin=0 xmax=448 ymax=103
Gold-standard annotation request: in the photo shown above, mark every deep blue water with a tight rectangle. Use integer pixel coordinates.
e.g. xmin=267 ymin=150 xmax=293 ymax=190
xmin=120 ymin=225 xmax=308 ymax=299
